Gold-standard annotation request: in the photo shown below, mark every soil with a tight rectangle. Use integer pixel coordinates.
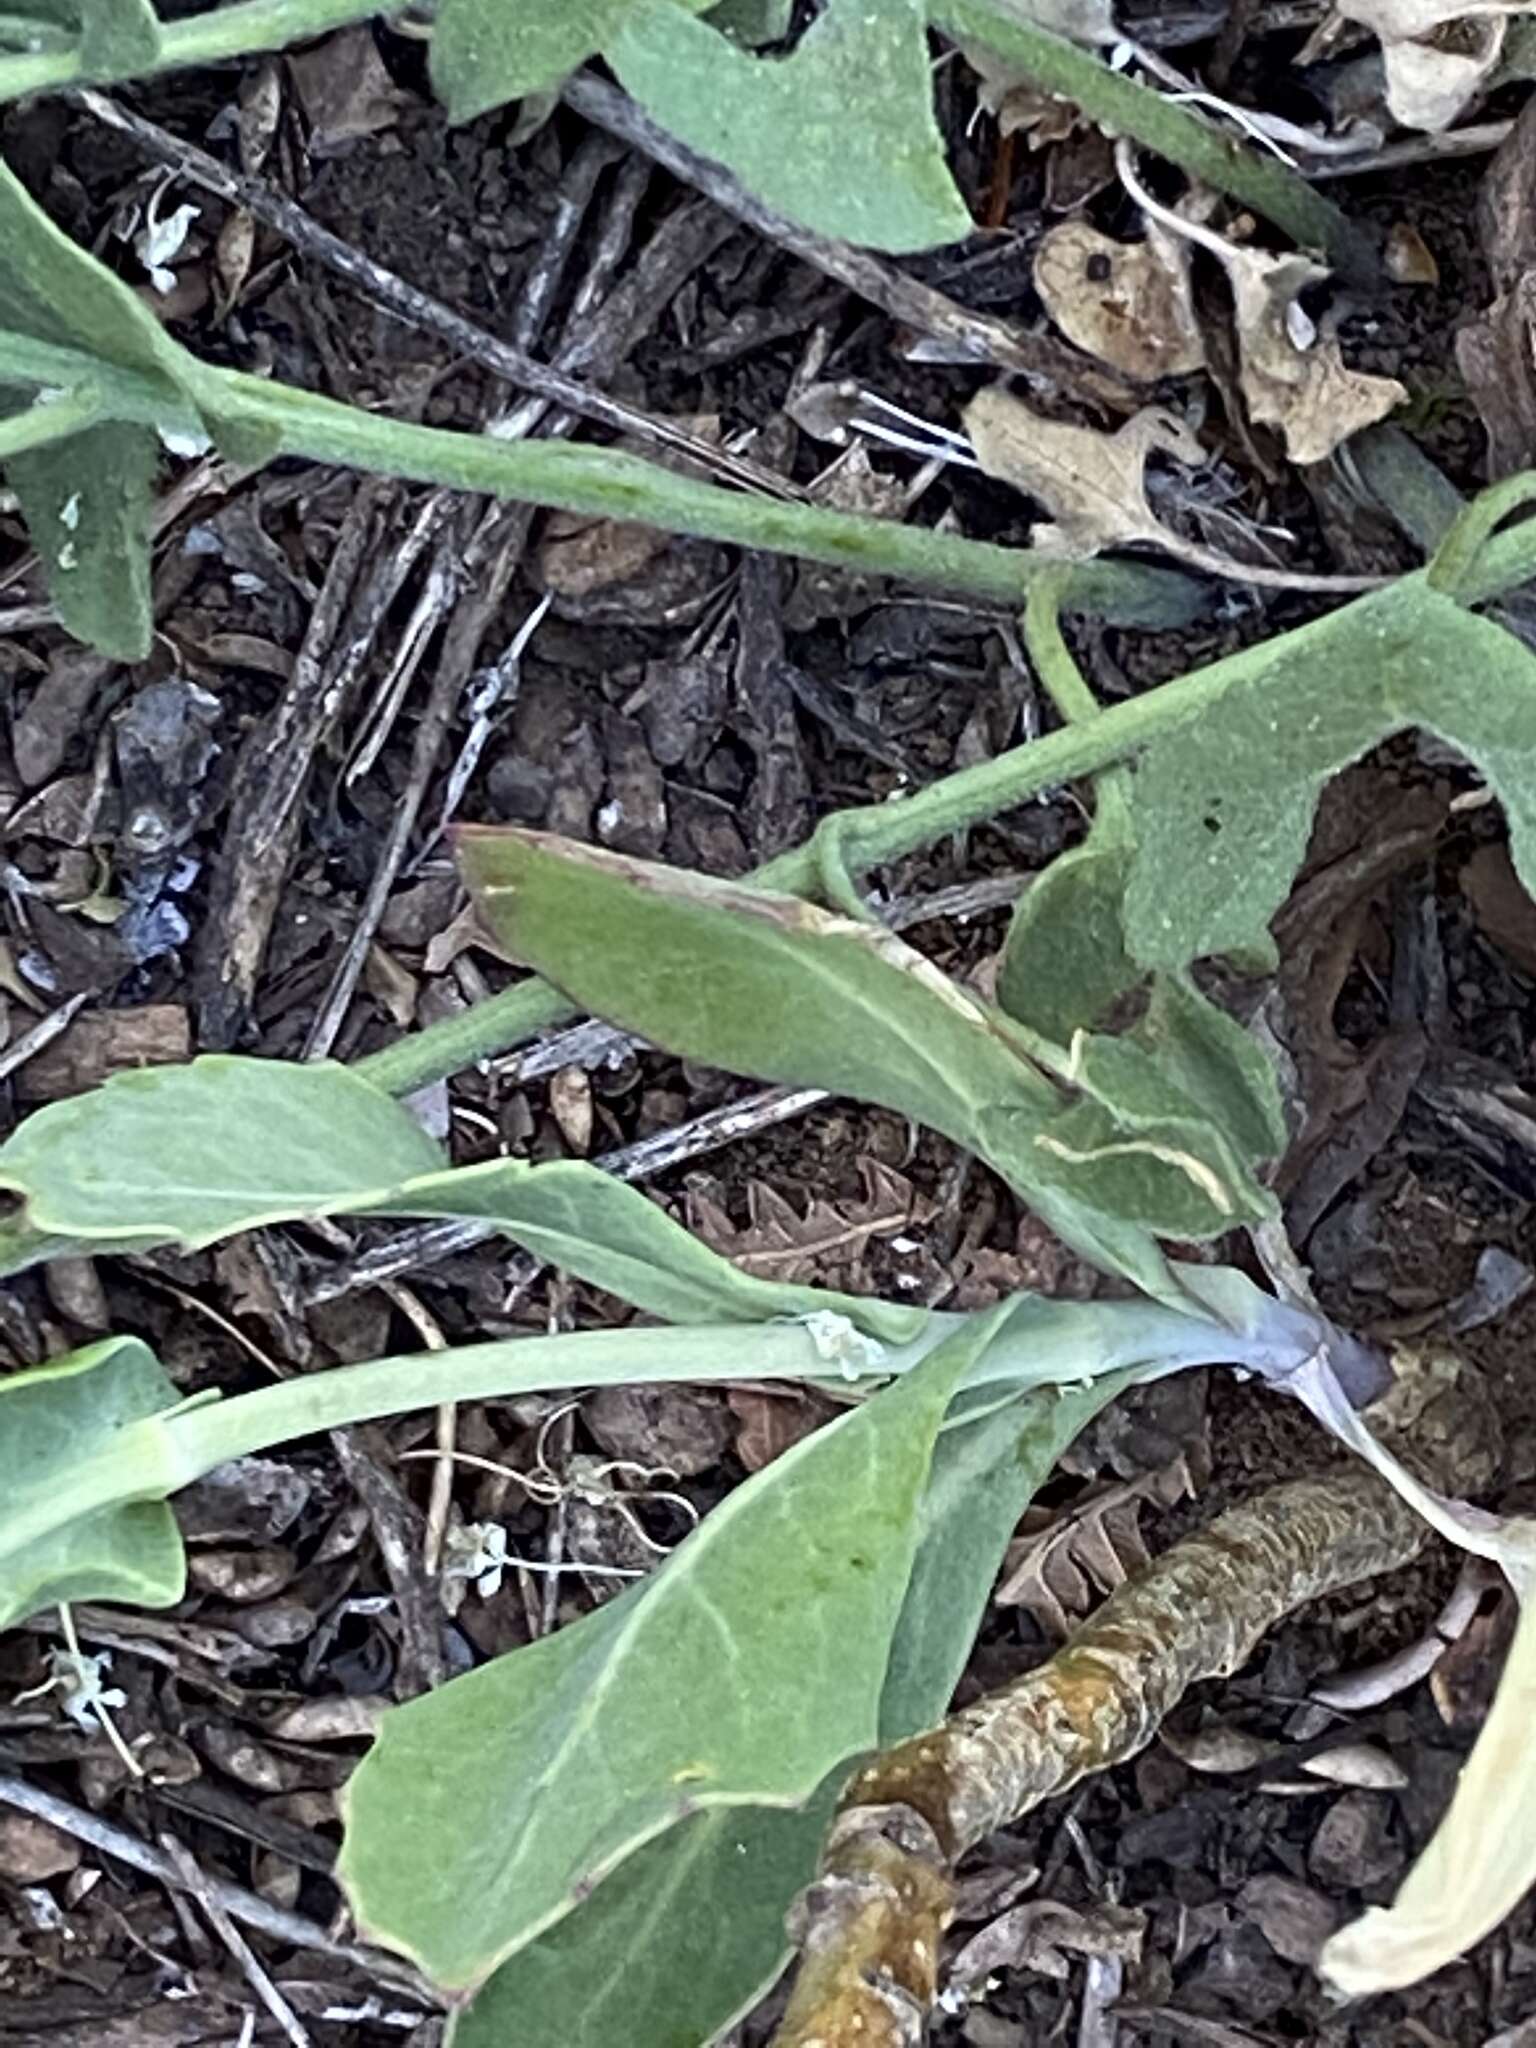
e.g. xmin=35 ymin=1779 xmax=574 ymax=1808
xmin=0 ymin=15 xmax=1534 ymax=2048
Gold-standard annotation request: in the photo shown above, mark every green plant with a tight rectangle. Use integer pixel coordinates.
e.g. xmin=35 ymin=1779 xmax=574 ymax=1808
xmin=4 ymin=3 xmax=1536 ymax=2040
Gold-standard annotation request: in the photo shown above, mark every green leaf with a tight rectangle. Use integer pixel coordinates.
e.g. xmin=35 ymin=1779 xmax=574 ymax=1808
xmin=339 ymin=1324 xmax=980 ymax=1990
xmin=0 ymin=1057 xmax=445 ymax=1253
xmin=0 ymin=1337 xmax=186 ymax=1629
xmin=6 ymin=420 xmax=157 ymax=659
xmin=447 ymin=1789 xmax=839 ymax=2048
xmin=0 ymin=1054 xmax=922 ymax=1339
xmin=879 ymin=1370 xmax=1127 ymax=1737
xmin=707 ymin=0 xmax=793 ymax=41
xmin=607 ymin=0 xmax=973 ymax=252
xmin=458 ymin=827 xmax=1058 ymax=1144
xmin=998 ymin=839 xmax=1138 ymax=1043
xmin=452 ymin=1312 xmax=1136 ymax=2048
xmin=1122 ymin=582 xmax=1536 ymax=971
xmin=456 ymin=826 xmax=1207 ymax=1312
xmin=4 ymin=0 xmax=160 ymax=74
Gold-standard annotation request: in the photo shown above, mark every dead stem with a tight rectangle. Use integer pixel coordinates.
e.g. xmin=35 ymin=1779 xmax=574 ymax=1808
xmin=769 ymin=1469 xmax=1426 ymax=2048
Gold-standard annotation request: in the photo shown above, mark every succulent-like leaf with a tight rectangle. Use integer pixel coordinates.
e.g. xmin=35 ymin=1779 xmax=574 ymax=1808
xmin=608 ymin=0 xmax=972 ymax=251
xmin=0 ymin=1338 xmax=187 ymax=1628
xmin=1121 ymin=582 xmax=1536 ymax=971
xmin=339 ymin=1321 xmax=983 ymax=1989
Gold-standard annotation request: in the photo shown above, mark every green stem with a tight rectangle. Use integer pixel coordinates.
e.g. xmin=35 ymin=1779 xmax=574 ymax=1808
xmin=18 ymin=1322 xmax=941 ymax=1555
xmin=0 ymin=383 xmax=102 ymax=456
xmin=935 ymin=0 xmax=1375 ymax=279
xmin=0 ymin=0 xmax=379 ymax=99
xmin=175 ymin=1323 xmax=894 ymax=1476
xmin=0 ymin=334 xmax=1200 ymax=630
xmin=1427 ymin=472 xmax=1536 ymax=602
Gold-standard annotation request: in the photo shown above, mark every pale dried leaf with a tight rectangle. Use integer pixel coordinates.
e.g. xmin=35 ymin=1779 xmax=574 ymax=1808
xmin=1212 ymin=245 xmax=1406 ymax=463
xmin=1299 ymin=1742 xmax=1409 ymax=1790
xmin=964 ymin=391 xmax=1207 ymax=558
xmin=996 ymin=1454 xmax=1200 ymax=1635
xmin=685 ymin=1157 xmax=919 ymax=1287
xmin=950 ymin=1900 xmax=1145 ymax=1992
xmin=1322 ymin=1593 xmax=1536 ymax=1993
xmin=961 ymin=40 xmax=1084 ymax=139
xmin=1161 ymin=1720 xmax=1279 ymax=1773
xmin=1336 ymin=0 xmax=1520 ymax=129
xmin=1034 ymin=221 xmax=1205 ymax=382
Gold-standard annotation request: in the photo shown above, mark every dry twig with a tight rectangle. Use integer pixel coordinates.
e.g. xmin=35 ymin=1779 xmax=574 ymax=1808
xmin=770 ymin=1470 xmax=1428 ymax=2048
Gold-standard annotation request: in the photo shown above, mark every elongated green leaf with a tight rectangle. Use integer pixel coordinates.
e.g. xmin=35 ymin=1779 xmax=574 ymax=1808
xmin=0 ymin=1338 xmax=186 ymax=1628
xmin=879 ymin=1371 xmax=1128 ymax=1737
xmin=0 ymin=1316 xmax=958 ymax=1636
xmin=0 ymin=1057 xmax=444 ymax=1251
xmin=456 ymin=825 xmax=1210 ymax=1311
xmin=339 ymin=1321 xmax=984 ymax=1990
xmin=608 ymin=0 xmax=972 ymax=252
xmin=0 ymin=1054 xmax=921 ymax=1337
xmin=1122 ymin=582 xmax=1536 ymax=970
xmin=7 ymin=420 xmax=156 ymax=659
xmin=459 ymin=827 xmax=1058 ymax=1141
xmin=389 ymin=1156 xmax=923 ymax=1341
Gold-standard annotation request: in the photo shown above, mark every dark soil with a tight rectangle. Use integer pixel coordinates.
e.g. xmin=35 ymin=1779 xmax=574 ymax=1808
xmin=0 ymin=15 xmax=1534 ymax=2048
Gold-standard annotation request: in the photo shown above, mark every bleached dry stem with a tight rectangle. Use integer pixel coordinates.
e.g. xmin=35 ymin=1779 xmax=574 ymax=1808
xmin=771 ymin=1470 xmax=1426 ymax=2048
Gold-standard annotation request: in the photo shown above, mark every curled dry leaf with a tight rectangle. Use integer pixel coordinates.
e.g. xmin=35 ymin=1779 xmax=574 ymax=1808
xmin=1214 ymin=245 xmax=1406 ymax=463
xmin=996 ymin=1452 xmax=1202 ymax=1636
xmin=962 ymin=40 xmax=1083 ymax=140
xmin=685 ymin=1157 xmax=920 ymax=1289
xmin=1336 ymin=0 xmax=1519 ymax=130
xmin=1033 ymin=220 xmax=1206 ymax=383
xmin=964 ymin=389 xmax=1207 ymax=557
xmin=958 ymin=0 xmax=1115 ymax=137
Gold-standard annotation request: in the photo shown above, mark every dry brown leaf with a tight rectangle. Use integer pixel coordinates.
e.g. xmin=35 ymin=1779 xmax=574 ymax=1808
xmin=685 ymin=1157 xmax=919 ymax=1289
xmin=950 ymin=1900 xmax=1145 ymax=1993
xmin=996 ymin=1454 xmax=1201 ymax=1636
xmin=16 ymin=1003 xmax=189 ymax=1102
xmin=727 ymin=1385 xmax=837 ymax=1472
xmin=1214 ymin=245 xmax=1406 ymax=463
xmin=539 ymin=414 xmax=722 ymax=595
xmin=1385 ymin=219 xmax=1441 ymax=284
xmin=1335 ymin=0 xmax=1520 ymax=130
xmin=1033 ymin=220 xmax=1206 ymax=382
xmin=1460 ymin=842 xmax=1536 ymax=978
xmin=962 ymin=41 xmax=1084 ymax=140
xmin=959 ymin=0 xmax=1115 ymax=137
xmin=964 ymin=390 xmax=1207 ymax=557
xmin=287 ymin=26 xmax=409 ymax=155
